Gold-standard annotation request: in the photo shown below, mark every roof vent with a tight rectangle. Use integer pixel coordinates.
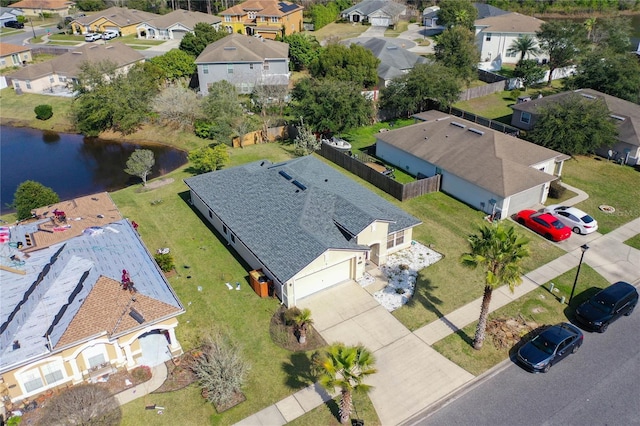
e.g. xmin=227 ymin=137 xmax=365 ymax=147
xmin=279 ymin=170 xmax=292 ymax=180
xmin=292 ymin=180 xmax=306 ymax=191
xmin=610 ymin=114 xmax=625 ymax=121
xmin=12 ymin=340 xmax=20 ymax=350
xmin=450 ymin=121 xmax=466 ymax=128
xmin=224 ymin=46 xmax=237 ymax=50
xmin=468 ymin=128 xmax=484 ymax=136
xmin=129 ymin=308 xmax=145 ymax=324
xmin=386 ymin=45 xmax=398 ymax=50
xmin=581 ymin=93 xmax=596 ymax=100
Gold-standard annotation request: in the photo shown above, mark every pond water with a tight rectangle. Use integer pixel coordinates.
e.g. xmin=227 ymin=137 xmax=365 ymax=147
xmin=0 ymin=126 xmax=188 ymax=215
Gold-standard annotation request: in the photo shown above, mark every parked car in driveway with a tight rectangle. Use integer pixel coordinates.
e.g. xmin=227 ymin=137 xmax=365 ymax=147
xmin=543 ymin=205 xmax=598 ymax=234
xmin=102 ymin=30 xmax=118 ymax=40
xmin=4 ymin=20 xmax=24 ymax=29
xmin=514 ymin=210 xmax=572 ymax=242
xmin=516 ymin=323 xmax=583 ymax=373
xmin=575 ymin=281 xmax=638 ymax=332
xmin=84 ymin=33 xmax=101 ymax=42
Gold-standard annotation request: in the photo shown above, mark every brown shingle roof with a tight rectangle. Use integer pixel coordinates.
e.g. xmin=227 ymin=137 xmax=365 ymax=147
xmin=475 ymin=12 xmax=545 ymax=34
xmin=220 ymin=0 xmax=302 ymax=17
xmin=8 ymin=0 xmax=73 ymax=10
xmin=141 ymin=8 xmax=221 ymax=29
xmin=195 ymin=32 xmax=288 ymax=63
xmin=73 ymin=6 xmax=157 ymax=26
xmin=378 ymin=112 xmax=566 ymax=197
xmin=0 ymin=43 xmax=30 ymax=56
xmin=8 ymin=42 xmax=144 ymax=80
xmin=55 ymin=276 xmax=181 ymax=348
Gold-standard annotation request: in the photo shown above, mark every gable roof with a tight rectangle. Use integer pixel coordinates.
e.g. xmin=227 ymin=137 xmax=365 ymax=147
xmin=512 ymin=89 xmax=640 ymax=148
xmin=475 ymin=12 xmax=545 ymax=34
xmin=73 ymin=6 xmax=157 ymax=26
xmin=350 ymin=37 xmax=429 ymax=81
xmin=342 ymin=0 xmax=404 ymax=17
xmin=220 ymin=0 xmax=303 ymax=17
xmin=8 ymin=42 xmax=144 ymax=81
xmin=7 ymin=0 xmax=73 ymax=10
xmin=378 ymin=111 xmax=568 ymax=198
xmin=195 ymin=33 xmax=288 ymax=63
xmin=184 ymin=156 xmax=421 ymax=284
xmin=0 ymin=6 xmax=24 ymax=15
xmin=473 ymin=2 xmax=509 ymax=19
xmin=0 ymin=42 xmax=30 ymax=56
xmin=139 ymin=8 xmax=221 ymax=30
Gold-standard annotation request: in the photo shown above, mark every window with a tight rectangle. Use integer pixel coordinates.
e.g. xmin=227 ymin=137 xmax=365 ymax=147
xmin=263 ymin=61 xmax=270 ymax=71
xmin=225 ymin=15 xmax=231 ymax=22
xmin=227 ymin=64 xmax=234 ymax=74
xmin=20 ymin=361 xmax=65 ymax=394
xmin=248 ymin=11 xmax=256 ymax=19
xmin=230 ymin=234 xmax=236 ymax=244
xmin=0 ymin=58 xmax=5 ymax=66
xmin=249 ymin=63 xmax=254 ymax=70
xmin=11 ymin=54 xmax=20 ymax=65
xmin=271 ymin=16 xmax=278 ymax=23
xmin=59 ymin=76 xmax=67 ymax=82
xmin=87 ymin=353 xmax=106 ymax=368
xmin=485 ymin=33 xmax=492 ymax=42
xmin=203 ymin=65 xmax=209 ymax=74
xmin=49 ymin=76 xmax=55 ymax=83
xmin=41 ymin=362 xmax=64 ymax=384
xmin=223 ymin=225 xmax=227 ymax=234
xmin=506 ymin=49 xmax=517 ymax=58
xmin=21 ymin=369 xmax=44 ymax=393
xmin=26 ymin=80 xmax=31 ymax=89
xmin=209 ymin=210 xmax=213 ymax=219
xmin=386 ymin=230 xmax=405 ymax=249
xmin=520 ymin=111 xmax=531 ymax=124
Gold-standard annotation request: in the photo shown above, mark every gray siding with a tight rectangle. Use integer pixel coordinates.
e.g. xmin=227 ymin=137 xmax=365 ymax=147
xmin=198 ymin=59 xmax=289 ymax=95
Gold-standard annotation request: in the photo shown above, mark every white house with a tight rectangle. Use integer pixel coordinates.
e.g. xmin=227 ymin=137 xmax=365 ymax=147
xmin=341 ymin=0 xmax=405 ymax=27
xmin=136 ymin=9 xmax=221 ymax=40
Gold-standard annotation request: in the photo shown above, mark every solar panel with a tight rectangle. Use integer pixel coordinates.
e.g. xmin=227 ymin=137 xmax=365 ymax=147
xmin=279 ymin=2 xmax=299 ymax=13
xmin=292 ymin=180 xmax=306 ymax=191
xmin=279 ymin=170 xmax=293 ymax=180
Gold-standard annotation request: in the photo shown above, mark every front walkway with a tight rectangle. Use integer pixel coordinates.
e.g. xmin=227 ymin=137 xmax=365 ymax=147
xmin=114 ymin=362 xmax=168 ymax=406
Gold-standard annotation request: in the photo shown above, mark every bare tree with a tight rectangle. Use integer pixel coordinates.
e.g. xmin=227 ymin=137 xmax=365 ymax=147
xmin=37 ymin=384 xmax=121 ymax=426
xmin=154 ymin=86 xmax=203 ymax=130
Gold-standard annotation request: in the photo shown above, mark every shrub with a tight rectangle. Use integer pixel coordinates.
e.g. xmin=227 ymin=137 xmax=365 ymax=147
xmin=131 ymin=365 xmax=152 ymax=382
xmin=34 ymin=104 xmax=53 ymax=120
xmin=548 ymin=180 xmax=566 ymax=199
xmin=13 ymin=180 xmax=60 ymax=220
xmin=35 ymin=384 xmax=121 ymax=426
xmin=154 ymin=252 xmax=175 ymax=272
xmin=283 ymin=307 xmax=301 ymax=326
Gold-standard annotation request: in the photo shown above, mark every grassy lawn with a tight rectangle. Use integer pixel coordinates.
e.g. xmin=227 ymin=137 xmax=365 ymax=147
xmin=0 ymin=88 xmax=75 ymax=132
xmin=118 ymin=35 xmax=167 ymax=45
xmin=432 ymin=265 xmax=609 ymax=376
xmin=560 ymin=157 xmax=640 ymax=234
xmin=384 ymin=21 xmax=409 ymax=37
xmin=544 ymin=185 xmax=577 ymax=205
xmin=304 ymin=22 xmax=368 ymax=42
xmin=48 ymin=33 xmax=85 ymax=41
xmin=288 ymin=392 xmax=380 ymax=426
xmin=624 ymin=234 xmax=640 ymax=250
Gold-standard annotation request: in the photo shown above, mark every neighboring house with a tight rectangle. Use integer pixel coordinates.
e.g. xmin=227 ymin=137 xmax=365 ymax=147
xmin=473 ymin=2 xmax=510 ymax=19
xmin=341 ymin=0 xmax=405 ymax=27
xmin=474 ymin=12 xmax=547 ymax=65
xmin=5 ymin=0 xmax=74 ymax=17
xmin=0 ymin=6 xmax=24 ymax=26
xmin=136 ymin=9 xmax=221 ymax=40
xmin=184 ymin=156 xmax=421 ymax=307
xmin=0 ymin=43 xmax=32 ymax=69
xmin=219 ymin=0 xmax=303 ymax=39
xmin=347 ymin=37 xmax=429 ymax=87
xmin=422 ymin=5 xmax=439 ymax=27
xmin=375 ymin=110 xmax=569 ymax=220
xmin=511 ymin=89 xmax=640 ymax=166
xmin=0 ymin=193 xmax=184 ymax=405
xmin=195 ymin=33 xmax=289 ymax=95
xmin=7 ymin=42 xmax=144 ymax=96
xmin=70 ymin=6 xmax=158 ymax=36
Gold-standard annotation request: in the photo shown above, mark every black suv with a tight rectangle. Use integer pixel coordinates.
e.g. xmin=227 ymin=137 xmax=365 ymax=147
xmin=575 ymin=281 xmax=638 ymax=332
xmin=4 ymin=20 xmax=25 ymax=29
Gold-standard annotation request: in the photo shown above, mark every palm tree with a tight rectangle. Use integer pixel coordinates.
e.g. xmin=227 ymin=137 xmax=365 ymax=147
xmin=316 ymin=343 xmax=377 ymax=424
xmin=507 ymin=35 xmax=542 ymax=62
xmin=461 ymin=222 xmax=530 ymax=350
xmin=584 ymin=17 xmax=597 ymax=42
xmin=294 ymin=308 xmax=314 ymax=344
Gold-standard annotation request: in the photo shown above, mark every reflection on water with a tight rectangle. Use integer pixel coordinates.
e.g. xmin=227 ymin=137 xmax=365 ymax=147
xmin=0 ymin=126 xmax=187 ymax=214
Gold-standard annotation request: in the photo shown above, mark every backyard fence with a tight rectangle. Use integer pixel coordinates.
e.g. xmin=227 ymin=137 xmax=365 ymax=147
xmin=319 ymin=144 xmax=441 ymax=201
xmin=447 ymin=107 xmax=520 ymax=136
xmin=232 ymin=125 xmax=288 ymax=148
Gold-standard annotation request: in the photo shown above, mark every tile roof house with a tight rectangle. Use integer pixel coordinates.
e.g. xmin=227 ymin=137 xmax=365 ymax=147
xmin=219 ymin=0 xmax=303 ymax=39
xmin=341 ymin=0 xmax=406 ymax=27
xmin=195 ymin=33 xmax=289 ymax=95
xmin=511 ymin=89 xmax=640 ymax=166
xmin=375 ymin=111 xmax=569 ymax=220
xmin=0 ymin=193 xmax=184 ymax=406
xmin=136 ymin=8 xmax=221 ymax=40
xmin=70 ymin=6 xmax=158 ymax=36
xmin=0 ymin=43 xmax=32 ymax=70
xmin=7 ymin=42 xmax=144 ymax=96
xmin=474 ymin=12 xmax=547 ymax=65
xmin=184 ymin=156 xmax=421 ymax=307
xmin=6 ymin=0 xmax=74 ymax=17
xmin=348 ymin=37 xmax=429 ymax=87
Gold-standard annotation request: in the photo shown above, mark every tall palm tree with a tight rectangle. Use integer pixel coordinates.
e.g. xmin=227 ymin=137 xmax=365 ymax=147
xmin=507 ymin=35 xmax=542 ymax=62
xmin=461 ymin=222 xmax=529 ymax=350
xmin=584 ymin=17 xmax=597 ymax=42
xmin=316 ymin=343 xmax=377 ymax=424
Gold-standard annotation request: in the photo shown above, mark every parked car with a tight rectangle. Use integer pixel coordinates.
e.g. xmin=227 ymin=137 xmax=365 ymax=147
xmin=514 ymin=210 xmax=572 ymax=242
xmin=4 ymin=20 xmax=24 ymax=29
xmin=84 ymin=33 xmax=101 ymax=42
xmin=102 ymin=30 xmax=118 ymax=40
xmin=575 ymin=281 xmax=638 ymax=332
xmin=516 ymin=322 xmax=583 ymax=373
xmin=543 ymin=205 xmax=598 ymax=234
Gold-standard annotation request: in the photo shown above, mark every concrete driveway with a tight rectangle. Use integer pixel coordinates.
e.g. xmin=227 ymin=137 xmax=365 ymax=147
xmin=298 ymin=281 xmax=474 ymax=425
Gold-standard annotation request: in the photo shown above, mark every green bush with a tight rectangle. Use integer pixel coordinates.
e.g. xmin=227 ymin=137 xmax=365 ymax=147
xmin=154 ymin=252 xmax=175 ymax=272
xmin=549 ymin=180 xmax=566 ymax=199
xmin=34 ymin=104 xmax=53 ymax=120
xmin=13 ymin=180 xmax=60 ymax=220
xmin=283 ymin=307 xmax=301 ymax=326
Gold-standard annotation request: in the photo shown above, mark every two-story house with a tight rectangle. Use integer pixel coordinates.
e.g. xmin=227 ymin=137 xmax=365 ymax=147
xmin=218 ymin=0 xmax=303 ymax=39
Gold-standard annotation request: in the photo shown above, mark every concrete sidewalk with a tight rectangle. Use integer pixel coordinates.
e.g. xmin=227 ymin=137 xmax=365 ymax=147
xmin=114 ymin=362 xmax=168 ymax=406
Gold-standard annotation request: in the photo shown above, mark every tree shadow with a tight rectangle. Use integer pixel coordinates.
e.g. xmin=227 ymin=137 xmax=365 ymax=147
xmin=405 ymin=276 xmax=446 ymax=315
xmin=563 ymin=286 xmax=603 ymax=325
xmin=507 ymin=324 xmax=551 ymax=361
xmin=281 ymin=352 xmax=316 ymax=390
xmin=452 ymin=328 xmax=474 ymax=347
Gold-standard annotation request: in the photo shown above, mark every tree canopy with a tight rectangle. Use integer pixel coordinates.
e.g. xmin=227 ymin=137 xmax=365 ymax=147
xmin=283 ymin=33 xmax=321 ymax=71
xmin=12 ymin=181 xmax=60 ymax=220
xmin=37 ymin=384 xmax=121 ymax=426
xmin=291 ymin=78 xmax=374 ymax=134
xmin=379 ymin=63 xmax=462 ymax=118
xmin=149 ymin=48 xmax=197 ymax=84
xmin=434 ymin=26 xmax=479 ymax=83
xmin=311 ymin=43 xmax=380 ymax=89
xmin=179 ymin=23 xmax=228 ymax=57
xmin=436 ymin=0 xmax=477 ymax=30
xmin=513 ymin=59 xmax=546 ymax=90
xmin=124 ymin=149 xmax=155 ymax=186
xmin=529 ymin=94 xmax=618 ymax=155
xmin=536 ymin=20 xmax=588 ymax=86
xmin=188 ymin=145 xmax=230 ymax=174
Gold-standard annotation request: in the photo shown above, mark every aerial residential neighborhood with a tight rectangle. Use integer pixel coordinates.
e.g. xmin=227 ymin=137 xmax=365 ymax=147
xmin=0 ymin=0 xmax=639 ymax=424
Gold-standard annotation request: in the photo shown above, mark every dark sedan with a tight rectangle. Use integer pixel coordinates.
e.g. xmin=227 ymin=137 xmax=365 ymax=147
xmin=516 ymin=323 xmax=583 ymax=373
xmin=4 ymin=20 xmax=24 ymax=29
xmin=575 ymin=281 xmax=638 ymax=332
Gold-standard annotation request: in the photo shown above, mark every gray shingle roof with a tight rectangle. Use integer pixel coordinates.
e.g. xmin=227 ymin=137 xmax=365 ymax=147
xmin=342 ymin=0 xmax=404 ymax=18
xmin=139 ymin=8 xmax=221 ymax=30
xmin=195 ymin=33 xmax=288 ymax=64
xmin=184 ymin=156 xmax=420 ymax=284
xmin=473 ymin=2 xmax=510 ymax=19
xmin=350 ymin=37 xmax=429 ymax=81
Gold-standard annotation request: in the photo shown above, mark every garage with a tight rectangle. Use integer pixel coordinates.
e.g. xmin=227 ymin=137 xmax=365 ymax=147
xmin=370 ymin=16 xmax=390 ymax=27
xmin=293 ymin=259 xmax=353 ymax=301
xmin=137 ymin=330 xmax=172 ymax=367
xmin=507 ymin=186 xmax=545 ymax=216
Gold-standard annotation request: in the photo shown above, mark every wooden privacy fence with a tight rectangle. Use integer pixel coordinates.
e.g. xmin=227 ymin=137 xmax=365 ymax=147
xmin=232 ymin=126 xmax=287 ymax=148
xmin=319 ymin=144 xmax=441 ymax=201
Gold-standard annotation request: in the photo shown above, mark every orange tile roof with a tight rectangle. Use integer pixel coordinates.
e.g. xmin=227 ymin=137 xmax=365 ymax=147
xmin=56 ymin=276 xmax=181 ymax=348
xmin=0 ymin=43 xmax=31 ymax=56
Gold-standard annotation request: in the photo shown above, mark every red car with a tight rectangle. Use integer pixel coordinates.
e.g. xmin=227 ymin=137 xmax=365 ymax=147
xmin=515 ymin=210 xmax=572 ymax=242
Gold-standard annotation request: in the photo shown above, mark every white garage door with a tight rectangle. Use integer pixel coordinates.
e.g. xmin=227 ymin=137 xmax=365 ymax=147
xmin=508 ymin=186 xmax=544 ymax=216
xmin=294 ymin=259 xmax=353 ymax=300
xmin=370 ymin=17 xmax=389 ymax=27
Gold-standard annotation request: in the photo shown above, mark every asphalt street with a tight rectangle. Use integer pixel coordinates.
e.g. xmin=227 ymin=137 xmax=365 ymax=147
xmin=410 ymin=309 xmax=640 ymax=426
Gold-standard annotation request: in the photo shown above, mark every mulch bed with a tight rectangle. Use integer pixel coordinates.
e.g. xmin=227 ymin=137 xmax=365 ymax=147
xmin=269 ymin=306 xmax=327 ymax=352
xmin=153 ymin=351 xmax=199 ymax=394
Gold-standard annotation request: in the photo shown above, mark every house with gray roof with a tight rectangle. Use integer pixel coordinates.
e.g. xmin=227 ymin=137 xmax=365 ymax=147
xmin=341 ymin=0 xmax=406 ymax=27
xmin=195 ymin=33 xmax=289 ymax=95
xmin=0 ymin=6 xmax=24 ymax=26
xmin=7 ymin=42 xmax=144 ymax=96
xmin=0 ymin=193 xmax=184 ymax=405
xmin=70 ymin=6 xmax=157 ymax=36
xmin=347 ymin=37 xmax=429 ymax=87
xmin=184 ymin=156 xmax=421 ymax=307
xmin=375 ymin=111 xmax=569 ymax=220
xmin=136 ymin=9 xmax=221 ymax=40
xmin=511 ymin=89 xmax=640 ymax=166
